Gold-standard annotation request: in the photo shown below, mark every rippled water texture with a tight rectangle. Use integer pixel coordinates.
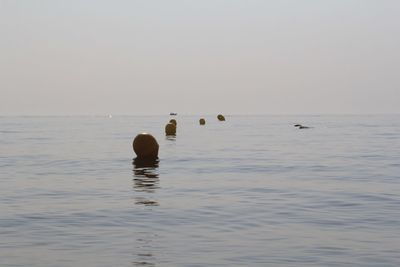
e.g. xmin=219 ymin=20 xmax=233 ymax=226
xmin=1 ymin=115 xmax=400 ymax=266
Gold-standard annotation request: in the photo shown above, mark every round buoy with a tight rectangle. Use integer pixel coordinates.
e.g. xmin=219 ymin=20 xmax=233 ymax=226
xmin=169 ymin=119 xmax=177 ymax=126
xmin=132 ymin=133 xmax=159 ymax=159
xmin=217 ymin=114 xmax=225 ymax=121
xmin=199 ymin=118 xmax=206 ymax=125
xmin=165 ymin=123 xmax=176 ymax=135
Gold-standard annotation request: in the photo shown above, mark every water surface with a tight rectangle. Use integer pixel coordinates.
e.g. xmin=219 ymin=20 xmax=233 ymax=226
xmin=1 ymin=115 xmax=400 ymax=266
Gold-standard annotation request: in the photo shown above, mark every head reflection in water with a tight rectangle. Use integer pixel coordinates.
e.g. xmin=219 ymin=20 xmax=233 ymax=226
xmin=132 ymin=158 xmax=160 ymax=205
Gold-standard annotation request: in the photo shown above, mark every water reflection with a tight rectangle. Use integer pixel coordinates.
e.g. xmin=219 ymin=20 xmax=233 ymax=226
xmin=132 ymin=158 xmax=160 ymax=194
xmin=165 ymin=135 xmax=176 ymax=141
xmin=132 ymin=158 xmax=160 ymax=266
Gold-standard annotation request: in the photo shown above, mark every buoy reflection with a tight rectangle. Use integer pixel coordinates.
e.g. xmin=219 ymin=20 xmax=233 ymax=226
xmin=132 ymin=158 xmax=160 ymax=195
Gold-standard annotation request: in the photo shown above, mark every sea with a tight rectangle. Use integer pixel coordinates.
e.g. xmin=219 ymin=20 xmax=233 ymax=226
xmin=0 ymin=115 xmax=399 ymax=267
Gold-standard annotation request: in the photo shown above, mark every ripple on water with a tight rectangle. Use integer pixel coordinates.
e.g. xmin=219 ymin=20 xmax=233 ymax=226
xmin=1 ymin=115 xmax=400 ymax=267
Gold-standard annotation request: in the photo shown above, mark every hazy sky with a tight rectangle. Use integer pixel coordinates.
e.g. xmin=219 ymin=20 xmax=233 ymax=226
xmin=1 ymin=0 xmax=399 ymax=115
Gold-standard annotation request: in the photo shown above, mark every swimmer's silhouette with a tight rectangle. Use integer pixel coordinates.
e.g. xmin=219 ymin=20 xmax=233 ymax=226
xmin=294 ymin=124 xmax=312 ymax=129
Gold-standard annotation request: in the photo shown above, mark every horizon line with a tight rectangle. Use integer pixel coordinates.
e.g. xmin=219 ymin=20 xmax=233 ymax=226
xmin=1 ymin=113 xmax=400 ymax=117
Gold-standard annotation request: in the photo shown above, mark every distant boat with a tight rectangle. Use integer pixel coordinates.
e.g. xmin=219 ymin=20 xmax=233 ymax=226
xmin=170 ymin=112 xmax=177 ymax=116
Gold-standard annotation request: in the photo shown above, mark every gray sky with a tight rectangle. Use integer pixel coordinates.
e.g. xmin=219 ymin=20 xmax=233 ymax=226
xmin=1 ymin=0 xmax=399 ymax=115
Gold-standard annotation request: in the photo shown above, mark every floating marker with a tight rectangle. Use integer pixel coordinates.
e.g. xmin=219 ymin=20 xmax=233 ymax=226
xmin=169 ymin=119 xmax=177 ymax=126
xmin=217 ymin=114 xmax=225 ymax=121
xmin=199 ymin=118 xmax=206 ymax=125
xmin=132 ymin=133 xmax=159 ymax=159
xmin=165 ymin=123 xmax=176 ymax=136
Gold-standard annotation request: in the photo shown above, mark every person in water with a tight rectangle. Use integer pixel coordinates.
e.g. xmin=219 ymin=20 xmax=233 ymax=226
xmin=294 ymin=124 xmax=311 ymax=129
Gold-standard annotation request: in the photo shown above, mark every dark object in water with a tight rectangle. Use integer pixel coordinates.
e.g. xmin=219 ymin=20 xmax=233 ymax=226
xmin=133 ymin=157 xmax=159 ymax=170
xmin=165 ymin=123 xmax=176 ymax=136
xmin=170 ymin=112 xmax=177 ymax=116
xmin=294 ymin=124 xmax=311 ymax=129
xmin=169 ymin=119 xmax=177 ymax=126
xmin=199 ymin=118 xmax=206 ymax=125
xmin=133 ymin=133 xmax=159 ymax=160
xmin=133 ymin=157 xmax=159 ymax=196
xmin=217 ymin=114 xmax=225 ymax=121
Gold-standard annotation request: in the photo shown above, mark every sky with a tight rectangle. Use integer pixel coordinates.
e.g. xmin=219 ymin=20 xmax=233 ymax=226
xmin=1 ymin=0 xmax=399 ymax=115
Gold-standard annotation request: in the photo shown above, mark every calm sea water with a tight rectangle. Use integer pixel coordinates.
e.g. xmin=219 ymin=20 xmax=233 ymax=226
xmin=1 ymin=115 xmax=400 ymax=267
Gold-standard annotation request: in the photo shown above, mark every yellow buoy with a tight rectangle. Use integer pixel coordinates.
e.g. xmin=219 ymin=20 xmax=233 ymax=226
xmin=132 ymin=133 xmax=159 ymax=159
xmin=199 ymin=118 xmax=206 ymax=125
xmin=165 ymin=123 xmax=176 ymax=135
xmin=217 ymin=114 xmax=225 ymax=121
